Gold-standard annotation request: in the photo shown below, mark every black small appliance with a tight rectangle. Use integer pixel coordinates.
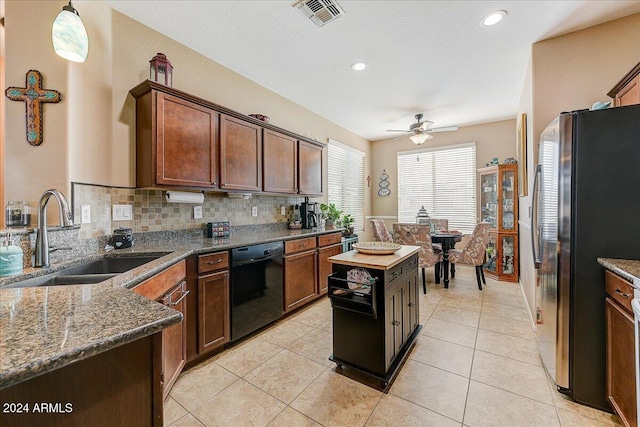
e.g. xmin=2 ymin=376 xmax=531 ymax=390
xmin=109 ymin=227 xmax=134 ymax=249
xmin=300 ymin=202 xmax=318 ymax=229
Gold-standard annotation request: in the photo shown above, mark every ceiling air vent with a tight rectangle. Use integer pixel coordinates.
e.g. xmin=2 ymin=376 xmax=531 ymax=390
xmin=294 ymin=0 xmax=345 ymax=27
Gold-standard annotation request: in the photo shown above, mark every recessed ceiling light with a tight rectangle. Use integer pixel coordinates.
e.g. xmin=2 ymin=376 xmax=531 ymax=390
xmin=480 ymin=10 xmax=507 ymax=27
xmin=351 ymin=62 xmax=368 ymax=71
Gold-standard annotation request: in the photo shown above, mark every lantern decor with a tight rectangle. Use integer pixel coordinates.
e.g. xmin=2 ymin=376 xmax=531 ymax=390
xmin=149 ymin=53 xmax=173 ymax=87
xmin=416 ymin=206 xmax=430 ymax=224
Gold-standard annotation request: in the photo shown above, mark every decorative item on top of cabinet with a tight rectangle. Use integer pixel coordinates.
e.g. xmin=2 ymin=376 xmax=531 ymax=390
xmin=605 ymin=270 xmax=637 ymax=427
xmin=478 ymin=164 xmax=519 ymax=282
xmin=608 ymin=62 xmax=640 ymax=107
xmin=149 ymin=53 xmax=173 ymax=87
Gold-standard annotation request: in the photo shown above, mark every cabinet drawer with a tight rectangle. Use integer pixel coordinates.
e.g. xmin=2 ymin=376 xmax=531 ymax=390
xmin=132 ymin=260 xmax=186 ymax=301
xmin=198 ymin=251 xmax=229 ymax=274
xmin=285 ymin=237 xmax=317 ymax=254
xmin=318 ymin=232 xmax=341 ymax=247
xmin=605 ymin=270 xmax=633 ymax=314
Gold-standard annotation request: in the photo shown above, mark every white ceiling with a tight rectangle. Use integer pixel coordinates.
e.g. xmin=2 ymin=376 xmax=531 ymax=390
xmin=106 ymin=1 xmax=640 ymax=141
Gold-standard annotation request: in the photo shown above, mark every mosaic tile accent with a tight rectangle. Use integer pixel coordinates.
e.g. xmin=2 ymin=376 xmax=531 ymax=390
xmin=72 ymin=183 xmax=305 ymax=239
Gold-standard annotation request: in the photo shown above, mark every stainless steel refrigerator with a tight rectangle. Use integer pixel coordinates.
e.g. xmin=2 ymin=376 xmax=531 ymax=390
xmin=532 ymin=104 xmax=640 ymax=411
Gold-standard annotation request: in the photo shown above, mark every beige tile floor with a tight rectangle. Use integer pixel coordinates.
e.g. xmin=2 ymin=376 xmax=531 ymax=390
xmin=165 ymin=266 xmax=623 ymax=427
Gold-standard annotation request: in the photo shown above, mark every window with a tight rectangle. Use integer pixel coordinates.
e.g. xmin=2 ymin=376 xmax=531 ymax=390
xmin=328 ymin=139 xmax=365 ymax=232
xmin=397 ymin=142 xmax=476 ymax=234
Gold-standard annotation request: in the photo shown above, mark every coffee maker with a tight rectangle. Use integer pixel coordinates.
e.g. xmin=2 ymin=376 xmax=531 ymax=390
xmin=300 ymin=201 xmax=319 ymax=229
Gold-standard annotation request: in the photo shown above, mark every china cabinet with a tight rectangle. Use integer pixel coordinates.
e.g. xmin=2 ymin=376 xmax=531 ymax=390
xmin=478 ymin=164 xmax=519 ymax=282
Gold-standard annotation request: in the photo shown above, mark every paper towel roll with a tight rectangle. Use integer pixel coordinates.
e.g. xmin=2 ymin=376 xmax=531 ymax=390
xmin=165 ymin=191 xmax=205 ymax=204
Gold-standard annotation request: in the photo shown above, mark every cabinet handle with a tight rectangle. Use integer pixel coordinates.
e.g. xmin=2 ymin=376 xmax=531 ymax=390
xmin=392 ymin=320 xmax=401 ymax=326
xmin=169 ymin=289 xmax=190 ymax=306
xmin=408 ymin=303 xmax=415 ymax=307
xmin=207 ymin=259 xmax=223 ymax=264
xmin=615 ymin=288 xmax=631 ymax=298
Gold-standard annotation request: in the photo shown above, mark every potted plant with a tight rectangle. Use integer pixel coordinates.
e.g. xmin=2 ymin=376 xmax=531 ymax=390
xmin=340 ymin=214 xmax=355 ymax=237
xmin=320 ymin=203 xmax=342 ymax=229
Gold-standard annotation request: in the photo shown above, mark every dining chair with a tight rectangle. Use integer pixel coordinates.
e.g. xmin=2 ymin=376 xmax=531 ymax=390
xmin=392 ymin=223 xmax=443 ymax=294
xmin=370 ymin=219 xmax=394 ymax=242
xmin=447 ymin=222 xmax=491 ymax=290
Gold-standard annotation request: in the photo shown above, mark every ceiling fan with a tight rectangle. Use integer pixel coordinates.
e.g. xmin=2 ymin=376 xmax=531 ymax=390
xmin=386 ymin=114 xmax=459 ymax=145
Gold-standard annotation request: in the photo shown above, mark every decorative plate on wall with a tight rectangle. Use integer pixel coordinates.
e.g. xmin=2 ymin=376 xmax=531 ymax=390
xmin=378 ymin=170 xmax=390 ymax=196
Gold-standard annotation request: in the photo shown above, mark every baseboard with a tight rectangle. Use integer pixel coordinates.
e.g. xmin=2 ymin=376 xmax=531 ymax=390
xmin=519 ymin=279 xmax=537 ymax=332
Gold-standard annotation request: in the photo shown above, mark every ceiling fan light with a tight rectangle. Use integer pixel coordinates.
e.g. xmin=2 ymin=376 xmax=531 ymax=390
xmin=52 ymin=1 xmax=89 ymax=63
xmin=410 ymin=133 xmax=433 ymax=145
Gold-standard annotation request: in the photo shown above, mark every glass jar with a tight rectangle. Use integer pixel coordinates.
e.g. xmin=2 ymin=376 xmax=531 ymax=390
xmin=5 ymin=201 xmax=32 ymax=227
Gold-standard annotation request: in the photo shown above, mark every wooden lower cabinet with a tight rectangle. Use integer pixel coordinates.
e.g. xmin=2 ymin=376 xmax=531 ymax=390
xmin=198 ymin=270 xmax=230 ymax=352
xmin=284 ymin=249 xmax=318 ymax=312
xmin=317 ymin=243 xmax=342 ymax=295
xmin=132 ymin=261 xmax=187 ymax=400
xmin=606 ymin=296 xmax=637 ymax=427
xmin=0 ymin=334 xmax=163 ymax=426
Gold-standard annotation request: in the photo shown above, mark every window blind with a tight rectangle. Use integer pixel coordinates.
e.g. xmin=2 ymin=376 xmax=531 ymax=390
xmin=328 ymin=139 xmax=365 ymax=232
xmin=397 ymin=142 xmax=476 ymax=234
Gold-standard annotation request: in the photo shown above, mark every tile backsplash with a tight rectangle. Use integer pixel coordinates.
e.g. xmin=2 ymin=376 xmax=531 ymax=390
xmin=72 ymin=182 xmax=306 ymax=239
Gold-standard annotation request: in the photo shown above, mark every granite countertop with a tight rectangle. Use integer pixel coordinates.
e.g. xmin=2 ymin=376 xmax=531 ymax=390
xmin=0 ymin=227 xmax=340 ymax=389
xmin=597 ymin=257 xmax=640 ymax=288
xmin=328 ymin=245 xmax=420 ymax=270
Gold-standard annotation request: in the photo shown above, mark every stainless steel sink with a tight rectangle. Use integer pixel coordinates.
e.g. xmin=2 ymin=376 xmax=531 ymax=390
xmin=4 ymin=254 xmax=168 ymax=288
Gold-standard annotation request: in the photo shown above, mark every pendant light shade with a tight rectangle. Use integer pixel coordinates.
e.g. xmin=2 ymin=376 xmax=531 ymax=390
xmin=410 ymin=133 xmax=433 ymax=145
xmin=52 ymin=1 xmax=88 ymax=63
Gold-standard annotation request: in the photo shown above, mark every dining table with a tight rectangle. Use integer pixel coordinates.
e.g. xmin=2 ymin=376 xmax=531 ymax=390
xmin=431 ymin=232 xmax=464 ymax=288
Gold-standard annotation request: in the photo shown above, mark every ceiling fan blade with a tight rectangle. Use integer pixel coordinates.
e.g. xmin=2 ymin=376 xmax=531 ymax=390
xmin=392 ymin=134 xmax=410 ymax=140
xmin=428 ymin=126 xmax=459 ymax=133
xmin=386 ymin=129 xmax=412 ymax=133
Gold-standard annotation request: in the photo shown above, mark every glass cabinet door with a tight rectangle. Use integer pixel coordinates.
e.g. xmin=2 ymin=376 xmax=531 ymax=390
xmin=501 ymin=168 xmax=516 ymax=231
xmin=480 ymin=171 xmax=497 ymax=228
xmin=484 ymin=233 xmax=497 ymax=274
xmin=498 ymin=234 xmax=518 ymax=280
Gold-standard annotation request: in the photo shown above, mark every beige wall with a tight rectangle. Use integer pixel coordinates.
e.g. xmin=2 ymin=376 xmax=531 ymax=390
xmin=370 ymin=119 xmax=517 ymax=221
xmin=3 ymin=1 xmax=371 ymax=226
xmin=517 ymin=13 xmax=640 ymax=320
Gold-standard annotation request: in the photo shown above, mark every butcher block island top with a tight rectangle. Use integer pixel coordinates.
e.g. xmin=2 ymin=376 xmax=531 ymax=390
xmin=328 ymin=245 xmax=420 ymax=270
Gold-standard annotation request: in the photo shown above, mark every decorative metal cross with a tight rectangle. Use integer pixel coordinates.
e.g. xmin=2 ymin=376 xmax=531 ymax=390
xmin=5 ymin=70 xmax=62 ymax=146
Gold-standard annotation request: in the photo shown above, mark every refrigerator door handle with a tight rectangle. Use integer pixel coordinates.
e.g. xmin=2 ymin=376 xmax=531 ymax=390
xmin=531 ymin=164 xmax=542 ymax=269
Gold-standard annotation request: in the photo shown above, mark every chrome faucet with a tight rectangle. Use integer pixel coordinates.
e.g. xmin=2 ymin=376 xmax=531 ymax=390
xmin=34 ymin=189 xmax=74 ymax=267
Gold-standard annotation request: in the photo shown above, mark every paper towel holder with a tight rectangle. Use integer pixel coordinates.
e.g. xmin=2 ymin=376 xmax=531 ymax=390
xmin=165 ymin=190 xmax=205 ymax=204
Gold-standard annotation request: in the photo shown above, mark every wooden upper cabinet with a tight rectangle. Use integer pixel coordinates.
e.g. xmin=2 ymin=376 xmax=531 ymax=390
xmin=608 ymin=62 xmax=640 ymax=107
xmin=298 ymin=141 xmax=323 ymax=196
xmin=135 ymin=90 xmax=218 ymax=189
xmin=220 ymin=114 xmax=262 ymax=192
xmin=263 ymin=130 xmax=297 ymax=194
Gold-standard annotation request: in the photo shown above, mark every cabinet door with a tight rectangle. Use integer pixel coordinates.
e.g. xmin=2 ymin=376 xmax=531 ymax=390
xmin=198 ymin=270 xmax=230 ymax=353
xmin=161 ymin=281 xmax=188 ymax=399
xmin=220 ymin=114 xmax=262 ymax=191
xmin=263 ymin=130 xmax=297 ymax=193
xmin=497 ymin=234 xmax=518 ymax=282
xmin=616 ymin=75 xmax=639 ymax=107
xmin=606 ymin=298 xmax=637 ymax=427
xmin=499 ymin=165 xmax=518 ymax=233
xmin=317 ymin=243 xmax=342 ymax=295
xmin=284 ymin=250 xmax=318 ymax=312
xmin=298 ymin=141 xmax=323 ymax=196
xmin=385 ymin=284 xmax=405 ymax=369
xmin=479 ymin=168 xmax=498 ymax=229
xmin=154 ymin=92 xmax=218 ymax=188
xmin=407 ymin=272 xmax=419 ymax=335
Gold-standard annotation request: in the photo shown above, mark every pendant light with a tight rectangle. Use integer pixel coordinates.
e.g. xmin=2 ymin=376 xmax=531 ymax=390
xmin=410 ymin=132 xmax=433 ymax=145
xmin=52 ymin=1 xmax=89 ymax=63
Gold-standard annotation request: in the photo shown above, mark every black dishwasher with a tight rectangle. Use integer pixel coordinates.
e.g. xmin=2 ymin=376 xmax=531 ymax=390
xmin=230 ymin=242 xmax=284 ymax=342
